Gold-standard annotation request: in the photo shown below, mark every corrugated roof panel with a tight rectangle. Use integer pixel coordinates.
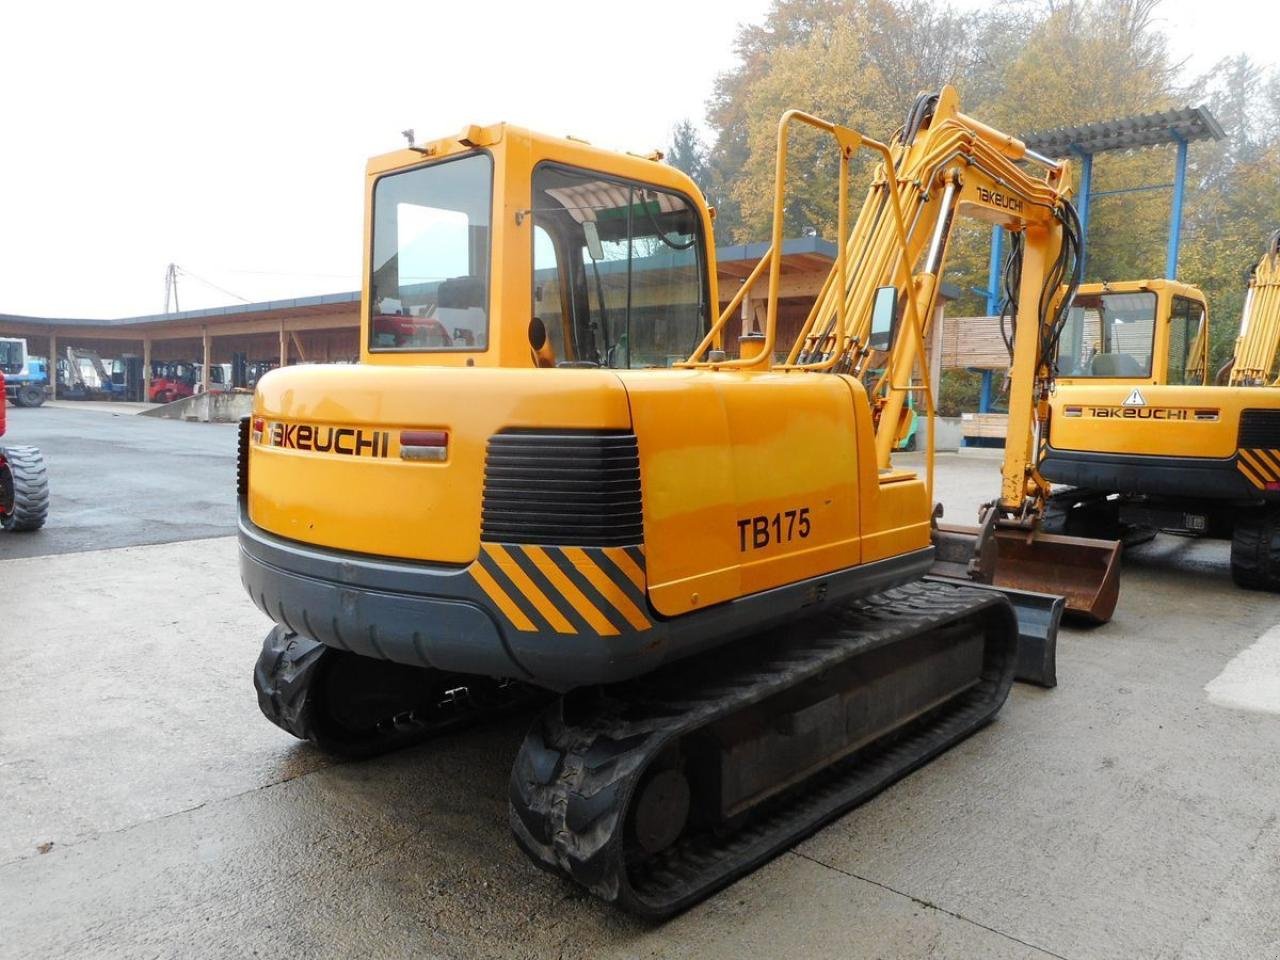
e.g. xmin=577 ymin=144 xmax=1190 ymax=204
xmin=1024 ymin=104 xmax=1224 ymax=156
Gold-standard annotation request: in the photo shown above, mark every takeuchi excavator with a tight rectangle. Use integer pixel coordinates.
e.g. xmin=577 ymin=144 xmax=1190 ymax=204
xmin=238 ymin=86 xmax=1117 ymax=916
xmin=1042 ymin=238 xmax=1280 ymax=589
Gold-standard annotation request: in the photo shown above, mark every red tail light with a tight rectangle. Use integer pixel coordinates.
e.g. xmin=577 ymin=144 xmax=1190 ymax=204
xmin=400 ymin=430 xmax=448 ymax=461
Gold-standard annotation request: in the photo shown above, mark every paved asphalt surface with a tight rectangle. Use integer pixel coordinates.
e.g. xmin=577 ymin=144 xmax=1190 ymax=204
xmin=0 ymin=403 xmax=238 ymax=559
xmin=3 ymin=407 xmax=1279 ymax=958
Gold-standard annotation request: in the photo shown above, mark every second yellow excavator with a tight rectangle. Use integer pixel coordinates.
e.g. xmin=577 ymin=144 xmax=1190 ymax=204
xmin=239 ymin=87 xmax=1115 ymax=915
xmin=1042 ymin=233 xmax=1280 ymax=588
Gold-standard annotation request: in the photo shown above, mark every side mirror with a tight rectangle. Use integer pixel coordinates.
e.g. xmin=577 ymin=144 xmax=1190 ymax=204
xmin=583 ymin=221 xmax=605 ymax=262
xmin=869 ymin=286 xmax=898 ymax=352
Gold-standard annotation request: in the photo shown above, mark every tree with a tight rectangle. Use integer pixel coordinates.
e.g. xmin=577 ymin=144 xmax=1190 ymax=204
xmin=666 ymin=120 xmax=710 ymax=198
xmin=702 ymin=0 xmax=1280 ymax=382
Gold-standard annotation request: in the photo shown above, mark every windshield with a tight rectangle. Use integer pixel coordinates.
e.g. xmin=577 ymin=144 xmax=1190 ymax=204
xmin=1057 ymin=291 xmax=1157 ymax=378
xmin=0 ymin=340 xmax=24 ymax=375
xmin=369 ymin=152 xmax=493 ymax=352
xmin=531 ymin=163 xmax=707 ymax=368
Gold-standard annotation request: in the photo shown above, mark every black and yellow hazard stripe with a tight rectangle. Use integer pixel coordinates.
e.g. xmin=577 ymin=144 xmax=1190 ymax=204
xmin=469 ymin=543 xmax=650 ymax=635
xmin=1236 ymin=448 xmax=1280 ymax=489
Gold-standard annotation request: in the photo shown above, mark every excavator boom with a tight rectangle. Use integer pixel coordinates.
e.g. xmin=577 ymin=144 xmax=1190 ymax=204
xmin=1228 ymin=230 xmax=1280 ymax=386
xmin=683 ymin=89 xmax=1121 ymax=624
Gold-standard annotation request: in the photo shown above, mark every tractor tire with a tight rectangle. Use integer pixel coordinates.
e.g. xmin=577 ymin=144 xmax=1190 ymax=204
xmin=0 ymin=446 xmax=49 ymax=532
xmin=1230 ymin=507 xmax=1280 ymax=591
xmin=17 ymin=385 xmax=45 ymax=408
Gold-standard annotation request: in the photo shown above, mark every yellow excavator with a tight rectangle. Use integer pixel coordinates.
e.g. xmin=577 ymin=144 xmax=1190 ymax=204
xmin=239 ymin=87 xmax=1116 ymax=916
xmin=1043 ymin=236 xmax=1280 ymax=588
xmin=1223 ymin=229 xmax=1280 ymax=386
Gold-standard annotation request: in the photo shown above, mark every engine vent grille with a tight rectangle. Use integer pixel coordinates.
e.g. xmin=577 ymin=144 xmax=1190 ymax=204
xmin=481 ymin=430 xmax=643 ymax=546
xmin=1238 ymin=410 xmax=1280 ymax=449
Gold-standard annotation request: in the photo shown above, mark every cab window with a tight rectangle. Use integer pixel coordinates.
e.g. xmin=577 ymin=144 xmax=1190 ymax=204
xmin=0 ymin=340 xmax=25 ymax=375
xmin=369 ymin=152 xmax=493 ymax=352
xmin=529 ymin=162 xmax=708 ymax=368
xmin=533 ymin=225 xmax=567 ymax=361
xmin=1057 ymin=291 xmax=1156 ymax=378
xmin=1166 ymin=296 xmax=1205 ymax=385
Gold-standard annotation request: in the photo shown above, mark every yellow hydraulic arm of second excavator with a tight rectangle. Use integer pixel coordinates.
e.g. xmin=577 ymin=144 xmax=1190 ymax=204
xmin=684 ymin=86 xmax=1120 ymax=620
xmin=1227 ymin=230 xmax=1280 ymax=386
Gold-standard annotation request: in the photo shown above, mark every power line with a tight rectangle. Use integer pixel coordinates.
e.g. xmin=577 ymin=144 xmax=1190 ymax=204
xmin=173 ymin=265 xmax=252 ymax=304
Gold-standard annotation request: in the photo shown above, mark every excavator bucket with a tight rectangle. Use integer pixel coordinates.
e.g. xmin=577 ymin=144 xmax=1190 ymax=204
xmin=932 ymin=519 xmax=1120 ymax=628
xmin=990 ymin=528 xmax=1121 ymax=625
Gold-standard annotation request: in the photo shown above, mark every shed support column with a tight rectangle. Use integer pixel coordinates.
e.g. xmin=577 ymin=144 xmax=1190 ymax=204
xmin=49 ymin=334 xmax=58 ymax=399
xmin=279 ymin=323 xmax=287 ymax=366
xmin=1076 ymin=151 xmax=1093 ymax=278
xmin=143 ymin=337 xmax=152 ymax=399
xmin=985 ymin=226 xmax=1004 ymax=316
xmin=979 ymin=370 xmax=994 ymax=413
xmin=1166 ymin=136 xmax=1189 ymax=280
xmin=201 ymin=326 xmax=211 ymax=393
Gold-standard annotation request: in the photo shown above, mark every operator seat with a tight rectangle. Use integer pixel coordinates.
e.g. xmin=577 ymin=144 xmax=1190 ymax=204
xmin=1089 ymin=352 xmax=1144 ymax=377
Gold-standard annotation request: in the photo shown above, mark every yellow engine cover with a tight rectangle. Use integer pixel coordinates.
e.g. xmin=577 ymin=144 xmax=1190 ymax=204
xmin=247 ymin=364 xmax=931 ymax=614
xmin=1048 ymin=384 xmax=1272 ymax=460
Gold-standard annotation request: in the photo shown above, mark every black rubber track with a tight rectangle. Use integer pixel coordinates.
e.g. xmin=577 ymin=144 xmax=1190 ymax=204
xmin=1040 ymin=487 xmax=1121 ymax=540
xmin=0 ymin=445 xmax=49 ymax=532
xmin=1230 ymin=506 xmax=1280 ymax=591
xmin=509 ymin=579 xmax=1018 ymax=918
xmin=254 ymin=625 xmax=541 ymax=758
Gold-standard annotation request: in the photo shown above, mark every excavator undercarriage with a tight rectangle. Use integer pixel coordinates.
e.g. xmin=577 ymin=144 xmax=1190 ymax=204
xmin=510 ymin=580 xmax=1015 ymax=917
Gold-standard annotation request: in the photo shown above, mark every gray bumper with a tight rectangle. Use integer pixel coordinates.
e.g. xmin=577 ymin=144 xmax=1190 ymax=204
xmin=239 ymin=504 xmax=933 ymax=691
xmin=239 ymin=506 xmax=530 ymax=681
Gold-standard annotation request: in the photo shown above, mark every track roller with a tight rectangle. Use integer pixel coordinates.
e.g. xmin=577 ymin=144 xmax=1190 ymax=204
xmin=509 ymin=579 xmax=1018 ymax=917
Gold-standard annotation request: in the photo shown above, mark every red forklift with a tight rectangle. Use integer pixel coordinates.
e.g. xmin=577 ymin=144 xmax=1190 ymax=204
xmin=148 ymin=361 xmax=197 ymax=403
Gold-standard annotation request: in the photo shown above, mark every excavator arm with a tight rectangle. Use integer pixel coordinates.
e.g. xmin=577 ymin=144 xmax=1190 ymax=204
xmin=1227 ymin=230 xmax=1280 ymax=387
xmin=686 ymin=86 xmax=1119 ymax=624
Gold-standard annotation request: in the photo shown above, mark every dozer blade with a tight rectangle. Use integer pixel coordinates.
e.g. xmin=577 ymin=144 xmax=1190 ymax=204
xmin=991 ymin=528 xmax=1120 ymax=625
xmin=925 ymin=576 xmax=1062 ymax=688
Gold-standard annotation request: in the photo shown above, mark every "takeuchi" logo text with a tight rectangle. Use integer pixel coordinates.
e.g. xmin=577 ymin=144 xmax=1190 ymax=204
xmin=259 ymin=420 xmax=392 ymax=457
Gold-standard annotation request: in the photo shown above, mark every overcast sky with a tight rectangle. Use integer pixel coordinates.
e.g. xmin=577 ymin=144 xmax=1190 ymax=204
xmin=2 ymin=0 xmax=1276 ymax=319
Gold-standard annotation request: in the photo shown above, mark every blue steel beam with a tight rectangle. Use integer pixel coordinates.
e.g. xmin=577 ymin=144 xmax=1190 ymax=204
xmin=985 ymin=225 xmax=1004 ymax=316
xmin=1076 ymin=151 xmax=1094 ymax=278
xmin=1088 ymin=183 xmax=1175 ymax=198
xmin=1166 ymin=134 xmax=1189 ymax=279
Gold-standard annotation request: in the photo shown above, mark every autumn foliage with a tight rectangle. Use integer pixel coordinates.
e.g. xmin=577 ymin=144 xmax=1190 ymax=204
xmin=667 ymin=0 xmax=1280 ymax=374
